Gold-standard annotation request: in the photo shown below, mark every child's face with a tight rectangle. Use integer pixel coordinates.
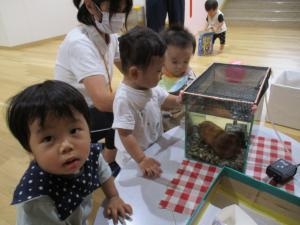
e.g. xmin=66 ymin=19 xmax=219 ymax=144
xmin=134 ymin=56 xmax=164 ymax=89
xmin=208 ymin=9 xmax=217 ymax=18
xmin=164 ymin=45 xmax=194 ymax=77
xmin=28 ymin=110 xmax=91 ymax=175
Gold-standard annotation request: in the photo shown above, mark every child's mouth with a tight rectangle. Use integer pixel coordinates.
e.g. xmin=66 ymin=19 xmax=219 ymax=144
xmin=63 ymin=158 xmax=81 ymax=171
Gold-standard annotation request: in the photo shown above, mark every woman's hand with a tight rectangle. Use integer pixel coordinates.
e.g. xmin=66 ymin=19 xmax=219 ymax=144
xmin=104 ymin=196 xmax=133 ymax=225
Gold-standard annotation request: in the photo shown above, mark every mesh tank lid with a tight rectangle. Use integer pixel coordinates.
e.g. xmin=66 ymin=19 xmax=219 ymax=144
xmin=184 ymin=63 xmax=271 ymax=105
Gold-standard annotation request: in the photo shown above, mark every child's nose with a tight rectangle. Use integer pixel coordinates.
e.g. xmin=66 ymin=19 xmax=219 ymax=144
xmin=177 ymin=64 xmax=185 ymax=70
xmin=59 ymin=139 xmax=74 ymax=154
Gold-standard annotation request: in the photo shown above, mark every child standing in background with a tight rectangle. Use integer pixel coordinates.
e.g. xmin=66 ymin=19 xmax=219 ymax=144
xmin=205 ymin=0 xmax=227 ymax=51
xmin=159 ymin=26 xmax=196 ymax=130
xmin=7 ymin=80 xmax=132 ymax=225
xmin=113 ymin=26 xmax=182 ymax=178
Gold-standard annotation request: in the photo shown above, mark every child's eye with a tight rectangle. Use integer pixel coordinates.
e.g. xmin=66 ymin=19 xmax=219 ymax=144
xmin=42 ymin=136 xmax=53 ymax=143
xmin=70 ymin=128 xmax=81 ymax=134
xmin=172 ymin=61 xmax=178 ymax=64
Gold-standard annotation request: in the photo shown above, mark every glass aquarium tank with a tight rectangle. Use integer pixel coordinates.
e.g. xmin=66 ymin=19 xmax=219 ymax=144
xmin=183 ymin=63 xmax=271 ymax=171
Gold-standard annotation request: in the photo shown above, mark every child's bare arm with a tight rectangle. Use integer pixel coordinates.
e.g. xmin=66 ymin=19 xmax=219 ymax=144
xmin=102 ymin=177 xmax=132 ymax=224
xmin=118 ymin=128 xmax=146 ymax=162
xmin=161 ymin=93 xmax=182 ymax=110
xmin=205 ymin=23 xmax=209 ymax=31
xmin=102 ymin=177 xmax=119 ymax=198
xmin=118 ymin=128 xmax=162 ymax=177
xmin=205 ymin=16 xmax=210 ymax=31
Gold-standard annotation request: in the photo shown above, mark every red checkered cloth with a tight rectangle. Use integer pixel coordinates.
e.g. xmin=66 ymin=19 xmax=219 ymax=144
xmin=159 ymin=136 xmax=295 ymax=215
xmin=246 ymin=135 xmax=294 ymax=193
xmin=159 ymin=160 xmax=220 ymax=215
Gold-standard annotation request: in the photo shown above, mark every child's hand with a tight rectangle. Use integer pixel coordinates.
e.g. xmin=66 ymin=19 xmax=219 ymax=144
xmin=208 ymin=27 xmax=214 ymax=32
xmin=176 ymin=90 xmax=184 ymax=104
xmin=104 ymin=196 xmax=133 ymax=225
xmin=139 ymin=156 xmax=162 ymax=178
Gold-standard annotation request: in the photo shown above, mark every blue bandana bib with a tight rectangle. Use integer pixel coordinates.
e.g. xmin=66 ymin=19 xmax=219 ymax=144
xmin=12 ymin=143 xmax=103 ymax=220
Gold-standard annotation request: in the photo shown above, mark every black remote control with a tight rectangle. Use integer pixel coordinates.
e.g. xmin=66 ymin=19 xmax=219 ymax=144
xmin=266 ymin=159 xmax=298 ymax=184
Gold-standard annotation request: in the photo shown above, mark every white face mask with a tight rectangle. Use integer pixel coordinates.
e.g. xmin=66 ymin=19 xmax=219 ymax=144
xmin=94 ymin=5 xmax=125 ymax=34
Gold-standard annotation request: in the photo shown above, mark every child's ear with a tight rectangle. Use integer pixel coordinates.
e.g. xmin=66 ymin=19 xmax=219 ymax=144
xmin=128 ymin=66 xmax=140 ymax=80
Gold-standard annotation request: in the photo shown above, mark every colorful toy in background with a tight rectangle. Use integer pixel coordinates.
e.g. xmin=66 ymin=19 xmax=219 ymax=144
xmin=198 ymin=31 xmax=214 ymax=56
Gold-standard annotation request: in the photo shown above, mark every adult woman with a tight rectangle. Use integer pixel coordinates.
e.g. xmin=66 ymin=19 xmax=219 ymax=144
xmin=55 ymin=0 xmax=132 ymax=176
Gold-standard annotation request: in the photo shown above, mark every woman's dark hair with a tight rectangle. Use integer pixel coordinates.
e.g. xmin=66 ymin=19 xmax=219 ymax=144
xmin=205 ymin=0 xmax=218 ymax=11
xmin=73 ymin=0 xmax=133 ymax=27
xmin=160 ymin=25 xmax=196 ymax=54
xmin=6 ymin=80 xmax=90 ymax=152
xmin=118 ymin=26 xmax=167 ymax=73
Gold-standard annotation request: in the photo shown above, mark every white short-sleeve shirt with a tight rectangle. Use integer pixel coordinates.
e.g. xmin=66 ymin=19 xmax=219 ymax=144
xmin=112 ymin=83 xmax=169 ymax=164
xmin=207 ymin=10 xmax=227 ymax=34
xmin=55 ymin=25 xmax=120 ymax=106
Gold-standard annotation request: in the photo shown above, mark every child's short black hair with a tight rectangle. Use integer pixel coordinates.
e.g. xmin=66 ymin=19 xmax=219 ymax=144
xmin=160 ymin=25 xmax=196 ymax=54
xmin=73 ymin=0 xmax=133 ymax=27
xmin=205 ymin=0 xmax=218 ymax=11
xmin=6 ymin=80 xmax=90 ymax=152
xmin=118 ymin=26 xmax=167 ymax=73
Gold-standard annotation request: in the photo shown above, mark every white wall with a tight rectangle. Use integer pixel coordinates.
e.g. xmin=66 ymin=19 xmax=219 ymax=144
xmin=185 ymin=0 xmax=207 ymax=34
xmin=0 ymin=0 xmax=225 ymax=47
xmin=0 ymin=0 xmax=78 ymax=47
xmin=0 ymin=13 xmax=8 ymax=45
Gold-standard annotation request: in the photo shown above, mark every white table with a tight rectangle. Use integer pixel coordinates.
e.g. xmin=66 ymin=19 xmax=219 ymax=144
xmin=94 ymin=125 xmax=300 ymax=225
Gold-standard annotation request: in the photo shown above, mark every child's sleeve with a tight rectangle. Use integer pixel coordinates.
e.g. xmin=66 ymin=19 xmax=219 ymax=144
xmin=218 ymin=14 xmax=224 ymax=23
xmin=112 ymin=98 xmax=135 ymax=130
xmin=153 ymin=86 xmax=169 ymax=106
xmin=16 ymin=197 xmax=65 ymax=225
xmin=68 ymin=40 xmax=108 ymax=83
xmin=97 ymin=153 xmax=112 ymax=184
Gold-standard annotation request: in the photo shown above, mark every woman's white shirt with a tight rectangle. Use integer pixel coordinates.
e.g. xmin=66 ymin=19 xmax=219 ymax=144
xmin=55 ymin=25 xmax=120 ymax=107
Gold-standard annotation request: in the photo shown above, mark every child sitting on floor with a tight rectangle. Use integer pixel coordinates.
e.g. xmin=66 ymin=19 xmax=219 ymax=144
xmin=6 ymin=80 xmax=132 ymax=225
xmin=205 ymin=0 xmax=227 ymax=51
xmin=113 ymin=26 xmax=182 ymax=178
xmin=159 ymin=25 xmax=196 ymax=131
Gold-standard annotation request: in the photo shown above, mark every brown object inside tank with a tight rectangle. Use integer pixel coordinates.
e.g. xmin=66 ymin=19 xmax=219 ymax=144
xmin=198 ymin=121 xmax=242 ymax=159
